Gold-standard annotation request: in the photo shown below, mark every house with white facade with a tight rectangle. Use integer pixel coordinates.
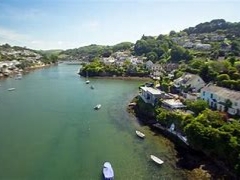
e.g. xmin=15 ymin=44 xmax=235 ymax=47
xmin=162 ymin=99 xmax=186 ymax=110
xmin=102 ymin=57 xmax=116 ymax=65
xmin=173 ymin=73 xmax=206 ymax=92
xmin=200 ymin=84 xmax=240 ymax=116
xmin=194 ymin=43 xmax=212 ymax=51
xmin=145 ymin=60 xmax=154 ymax=70
xmin=139 ymin=87 xmax=164 ymax=106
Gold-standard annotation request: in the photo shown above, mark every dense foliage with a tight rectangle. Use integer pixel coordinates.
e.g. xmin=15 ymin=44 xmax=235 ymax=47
xmin=79 ymin=59 xmax=149 ymax=77
xmin=61 ymin=42 xmax=134 ymax=61
xmin=136 ymin=96 xmax=240 ymax=177
xmin=134 ymin=35 xmax=193 ymax=63
xmin=183 ymin=19 xmax=240 ymax=37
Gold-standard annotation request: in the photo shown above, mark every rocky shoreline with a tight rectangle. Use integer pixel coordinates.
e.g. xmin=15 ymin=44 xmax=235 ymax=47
xmin=80 ymin=74 xmax=152 ymax=81
xmin=127 ymin=99 xmax=236 ymax=180
xmin=0 ymin=63 xmax=56 ymax=79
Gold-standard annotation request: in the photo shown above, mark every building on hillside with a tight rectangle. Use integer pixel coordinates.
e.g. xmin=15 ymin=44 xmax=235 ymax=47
xmin=194 ymin=43 xmax=212 ymax=51
xmin=162 ymin=63 xmax=179 ymax=72
xmin=139 ymin=87 xmax=164 ymax=106
xmin=161 ymin=99 xmax=186 ymax=110
xmin=200 ymin=84 xmax=240 ymax=116
xmin=173 ymin=73 xmax=206 ymax=93
xmin=145 ymin=60 xmax=154 ymax=70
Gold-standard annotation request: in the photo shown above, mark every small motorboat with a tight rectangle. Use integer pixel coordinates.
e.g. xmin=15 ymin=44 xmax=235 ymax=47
xmin=90 ymin=85 xmax=94 ymax=89
xmin=94 ymin=104 xmax=101 ymax=110
xmin=136 ymin=130 xmax=145 ymax=138
xmin=103 ymin=162 xmax=114 ymax=180
xmin=8 ymin=88 xmax=16 ymax=91
xmin=86 ymin=80 xmax=90 ymax=84
xmin=150 ymin=155 xmax=164 ymax=165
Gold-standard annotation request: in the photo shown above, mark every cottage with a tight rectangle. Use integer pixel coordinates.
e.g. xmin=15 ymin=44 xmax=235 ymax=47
xmin=162 ymin=99 xmax=186 ymax=110
xmin=200 ymin=84 xmax=240 ymax=115
xmin=139 ymin=87 xmax=163 ymax=106
xmin=145 ymin=60 xmax=154 ymax=70
xmin=195 ymin=43 xmax=212 ymax=51
xmin=173 ymin=73 xmax=206 ymax=92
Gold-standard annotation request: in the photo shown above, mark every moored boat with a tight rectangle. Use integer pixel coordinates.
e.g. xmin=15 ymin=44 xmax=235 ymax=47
xmin=94 ymin=104 xmax=101 ymax=110
xmin=150 ymin=155 xmax=164 ymax=165
xmin=8 ymin=88 xmax=15 ymax=91
xmin=103 ymin=162 xmax=114 ymax=180
xmin=136 ymin=130 xmax=145 ymax=138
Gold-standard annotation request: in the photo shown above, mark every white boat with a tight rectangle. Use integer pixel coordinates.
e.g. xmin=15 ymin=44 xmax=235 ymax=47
xmin=136 ymin=130 xmax=145 ymax=138
xmin=8 ymin=88 xmax=15 ymax=91
xmin=150 ymin=155 xmax=164 ymax=165
xmin=85 ymin=71 xmax=90 ymax=84
xmin=103 ymin=162 xmax=114 ymax=180
xmin=15 ymin=73 xmax=22 ymax=80
xmin=94 ymin=104 xmax=101 ymax=110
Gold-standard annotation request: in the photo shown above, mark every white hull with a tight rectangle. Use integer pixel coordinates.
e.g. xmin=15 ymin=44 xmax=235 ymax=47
xmin=94 ymin=104 xmax=101 ymax=110
xmin=103 ymin=162 xmax=114 ymax=179
xmin=150 ymin=155 xmax=164 ymax=165
xmin=8 ymin=88 xmax=15 ymax=91
xmin=136 ymin=130 xmax=145 ymax=138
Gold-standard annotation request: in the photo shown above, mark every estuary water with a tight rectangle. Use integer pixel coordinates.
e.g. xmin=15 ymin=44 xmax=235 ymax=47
xmin=0 ymin=64 xmax=187 ymax=179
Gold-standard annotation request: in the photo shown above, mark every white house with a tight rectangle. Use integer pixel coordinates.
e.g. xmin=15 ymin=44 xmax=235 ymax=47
xmin=139 ymin=87 xmax=164 ymax=106
xmin=173 ymin=73 xmax=206 ymax=92
xmin=162 ymin=99 xmax=186 ymax=110
xmin=145 ymin=60 xmax=154 ymax=70
xmin=200 ymin=84 xmax=240 ymax=115
xmin=195 ymin=43 xmax=212 ymax=51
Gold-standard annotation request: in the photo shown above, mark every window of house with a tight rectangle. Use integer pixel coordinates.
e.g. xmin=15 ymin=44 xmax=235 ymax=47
xmin=234 ymin=102 xmax=238 ymax=106
xmin=210 ymin=94 xmax=213 ymax=98
xmin=203 ymin=91 xmax=205 ymax=96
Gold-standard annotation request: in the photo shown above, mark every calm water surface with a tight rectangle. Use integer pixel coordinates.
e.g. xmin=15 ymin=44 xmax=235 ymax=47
xmin=0 ymin=64 xmax=187 ymax=179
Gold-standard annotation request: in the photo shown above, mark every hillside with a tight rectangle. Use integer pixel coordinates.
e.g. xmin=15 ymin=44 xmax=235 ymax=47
xmin=61 ymin=19 xmax=240 ymax=62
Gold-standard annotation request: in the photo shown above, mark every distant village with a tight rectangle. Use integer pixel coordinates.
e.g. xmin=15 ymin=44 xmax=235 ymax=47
xmin=0 ymin=47 xmax=49 ymax=77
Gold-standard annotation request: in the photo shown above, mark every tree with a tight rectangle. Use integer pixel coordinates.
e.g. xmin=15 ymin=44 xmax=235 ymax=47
xmin=134 ymin=40 xmax=149 ymax=56
xmin=185 ymin=99 xmax=209 ymax=115
xmin=169 ymin=30 xmax=177 ymax=37
xmin=199 ymin=64 xmax=217 ymax=83
xmin=216 ymin=74 xmax=230 ymax=81
xmin=146 ymin=51 xmax=158 ymax=62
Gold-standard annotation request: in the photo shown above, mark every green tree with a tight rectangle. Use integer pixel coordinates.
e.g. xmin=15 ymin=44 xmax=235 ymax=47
xmin=185 ymin=100 xmax=209 ymax=115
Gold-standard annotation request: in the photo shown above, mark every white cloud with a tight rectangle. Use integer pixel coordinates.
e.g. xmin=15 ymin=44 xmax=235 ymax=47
xmin=0 ymin=27 xmax=29 ymax=42
xmin=29 ymin=40 xmax=85 ymax=50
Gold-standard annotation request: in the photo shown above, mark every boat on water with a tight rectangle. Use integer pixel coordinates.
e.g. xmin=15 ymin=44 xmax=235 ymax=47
xmin=85 ymin=71 xmax=90 ymax=84
xmin=136 ymin=130 xmax=145 ymax=138
xmin=94 ymin=104 xmax=101 ymax=110
xmin=8 ymin=88 xmax=16 ymax=91
xmin=90 ymin=85 xmax=94 ymax=89
xmin=103 ymin=162 xmax=114 ymax=180
xmin=150 ymin=155 xmax=164 ymax=165
xmin=15 ymin=73 xmax=22 ymax=80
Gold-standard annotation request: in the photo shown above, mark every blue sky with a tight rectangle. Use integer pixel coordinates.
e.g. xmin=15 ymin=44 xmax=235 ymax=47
xmin=0 ymin=0 xmax=239 ymax=50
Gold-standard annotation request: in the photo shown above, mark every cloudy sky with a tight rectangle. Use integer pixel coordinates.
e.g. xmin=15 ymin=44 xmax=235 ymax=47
xmin=0 ymin=0 xmax=239 ymax=50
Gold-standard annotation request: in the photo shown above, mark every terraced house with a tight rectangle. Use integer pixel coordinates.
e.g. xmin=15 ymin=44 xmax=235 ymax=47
xmin=200 ymin=84 xmax=240 ymax=116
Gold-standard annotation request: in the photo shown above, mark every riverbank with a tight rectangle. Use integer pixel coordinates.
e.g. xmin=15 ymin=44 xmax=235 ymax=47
xmin=0 ymin=63 xmax=56 ymax=80
xmin=127 ymin=98 xmax=235 ymax=180
xmin=81 ymin=75 xmax=152 ymax=81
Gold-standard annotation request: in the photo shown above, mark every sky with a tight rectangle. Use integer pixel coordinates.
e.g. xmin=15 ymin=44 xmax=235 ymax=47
xmin=0 ymin=0 xmax=239 ymax=50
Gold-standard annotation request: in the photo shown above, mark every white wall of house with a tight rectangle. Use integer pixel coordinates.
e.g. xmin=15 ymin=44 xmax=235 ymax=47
xmin=200 ymin=85 xmax=240 ymax=115
xmin=140 ymin=87 xmax=162 ymax=106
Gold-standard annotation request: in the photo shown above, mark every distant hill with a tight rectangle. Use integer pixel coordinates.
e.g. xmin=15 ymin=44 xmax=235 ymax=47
xmin=183 ymin=19 xmax=240 ymax=37
xmin=60 ymin=42 xmax=134 ymax=61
